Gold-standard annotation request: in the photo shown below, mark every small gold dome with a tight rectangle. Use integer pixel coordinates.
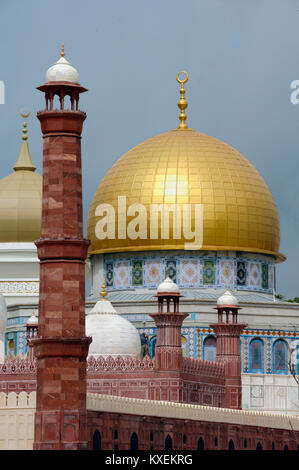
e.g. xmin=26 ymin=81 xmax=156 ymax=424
xmin=0 ymin=113 xmax=42 ymax=242
xmin=87 ymin=128 xmax=283 ymax=261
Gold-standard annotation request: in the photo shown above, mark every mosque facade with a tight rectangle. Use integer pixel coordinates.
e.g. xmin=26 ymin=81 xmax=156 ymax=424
xmin=0 ymin=49 xmax=298 ymax=424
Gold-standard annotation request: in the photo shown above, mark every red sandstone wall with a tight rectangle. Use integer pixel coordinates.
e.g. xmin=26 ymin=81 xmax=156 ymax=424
xmin=87 ymin=410 xmax=298 ymax=450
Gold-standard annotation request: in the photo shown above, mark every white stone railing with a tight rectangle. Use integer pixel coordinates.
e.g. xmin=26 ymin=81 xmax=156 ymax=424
xmin=86 ymin=392 xmax=299 ymax=431
xmin=0 ymin=391 xmax=36 ymax=450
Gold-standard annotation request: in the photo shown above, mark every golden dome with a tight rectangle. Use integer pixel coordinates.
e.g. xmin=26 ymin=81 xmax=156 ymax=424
xmin=87 ymin=73 xmax=284 ymax=262
xmin=0 ymin=113 xmax=42 ymax=242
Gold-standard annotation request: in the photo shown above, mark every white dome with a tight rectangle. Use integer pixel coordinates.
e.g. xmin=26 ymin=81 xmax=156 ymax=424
xmin=45 ymin=56 xmax=80 ymax=84
xmin=217 ymin=289 xmax=238 ymax=307
xmin=27 ymin=311 xmax=38 ymax=326
xmin=0 ymin=293 xmax=7 ymax=334
xmin=157 ymin=276 xmax=180 ymax=294
xmin=86 ymin=299 xmax=141 ymax=358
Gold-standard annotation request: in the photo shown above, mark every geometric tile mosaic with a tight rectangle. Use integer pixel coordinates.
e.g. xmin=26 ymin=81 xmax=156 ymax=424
xmin=180 ymin=259 xmax=200 ymax=286
xmin=144 ymin=259 xmax=164 ymax=287
xmin=105 ymin=262 xmax=114 ymax=288
xmin=104 ymin=254 xmax=273 ymax=293
xmin=217 ymin=259 xmax=234 ymax=287
xmin=262 ymin=263 xmax=269 ymax=289
xmin=237 ymin=260 xmax=246 ymax=287
xmin=248 ymin=261 xmax=262 ymax=289
xmin=114 ymin=260 xmax=131 ymax=289
xmin=202 ymin=259 xmax=215 ymax=285
xmin=165 ymin=259 xmax=177 ymax=283
xmin=132 ymin=259 xmax=143 ymax=286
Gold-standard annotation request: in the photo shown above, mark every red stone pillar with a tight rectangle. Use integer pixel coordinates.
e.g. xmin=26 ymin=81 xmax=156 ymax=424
xmin=211 ymin=291 xmax=246 ymax=410
xmin=32 ymin=62 xmax=91 ymax=449
xmin=149 ymin=279 xmax=188 ymax=371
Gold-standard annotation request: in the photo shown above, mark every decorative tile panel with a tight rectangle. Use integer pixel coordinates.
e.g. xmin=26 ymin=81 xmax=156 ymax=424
xmin=132 ymin=260 xmax=143 ymax=286
xmin=105 ymin=262 xmax=114 ymax=288
xmin=165 ymin=259 xmax=177 ymax=283
xmin=217 ymin=259 xmax=235 ymax=288
xmin=269 ymin=264 xmax=274 ymax=290
xmin=114 ymin=260 xmax=131 ymax=289
xmin=0 ymin=280 xmax=39 ymax=296
xmin=180 ymin=259 xmax=200 ymax=287
xmin=237 ymin=261 xmax=246 ymax=287
xmin=203 ymin=260 xmax=215 ymax=285
xmin=248 ymin=261 xmax=262 ymax=289
xmin=262 ymin=263 xmax=269 ymax=290
xmin=103 ymin=253 xmax=274 ymax=293
xmin=144 ymin=260 xmax=163 ymax=287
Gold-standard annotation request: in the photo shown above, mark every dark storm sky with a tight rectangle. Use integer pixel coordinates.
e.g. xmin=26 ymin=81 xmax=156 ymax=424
xmin=0 ymin=0 xmax=298 ymax=298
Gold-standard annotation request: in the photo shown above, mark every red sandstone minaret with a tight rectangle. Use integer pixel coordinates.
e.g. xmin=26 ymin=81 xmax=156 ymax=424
xmin=32 ymin=45 xmax=91 ymax=450
xmin=150 ymin=277 xmax=188 ymax=371
xmin=211 ymin=290 xmax=246 ymax=410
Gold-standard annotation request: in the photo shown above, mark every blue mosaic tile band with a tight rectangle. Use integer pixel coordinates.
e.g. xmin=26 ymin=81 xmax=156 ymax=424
xmin=104 ymin=253 xmax=274 ymax=293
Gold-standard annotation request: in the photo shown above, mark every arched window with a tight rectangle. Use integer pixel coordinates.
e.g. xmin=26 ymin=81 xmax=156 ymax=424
xmin=244 ymin=439 xmax=247 ymax=449
xmin=273 ymin=340 xmax=288 ymax=374
xmin=256 ymin=442 xmax=263 ymax=451
xmin=165 ymin=435 xmax=172 ymax=450
xmin=228 ymin=439 xmax=235 ymax=450
xmin=214 ymin=437 xmax=218 ymax=447
xmin=130 ymin=432 xmax=138 ymax=450
xmin=250 ymin=338 xmax=264 ymax=373
xmin=197 ymin=437 xmax=204 ymax=450
xmin=203 ymin=335 xmax=216 ymax=362
xmin=284 ymin=445 xmax=289 ymax=451
xmin=114 ymin=429 xmax=118 ymax=439
xmin=272 ymin=442 xmax=275 ymax=450
xmin=93 ymin=430 xmax=101 ymax=450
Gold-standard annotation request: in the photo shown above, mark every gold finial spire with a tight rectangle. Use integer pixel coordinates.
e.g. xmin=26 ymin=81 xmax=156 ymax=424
xmin=100 ymin=280 xmax=108 ymax=300
xmin=61 ymin=42 xmax=65 ymax=58
xmin=20 ymin=110 xmax=30 ymax=141
xmin=14 ymin=110 xmax=36 ymax=172
xmin=176 ymin=71 xmax=189 ymax=129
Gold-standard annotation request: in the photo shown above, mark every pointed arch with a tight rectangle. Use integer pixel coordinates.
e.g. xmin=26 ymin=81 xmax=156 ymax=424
xmin=92 ymin=430 xmax=101 ymax=450
xmin=197 ymin=437 xmax=204 ymax=450
xmin=228 ymin=439 xmax=235 ymax=450
xmin=130 ymin=432 xmax=139 ymax=450
xmin=165 ymin=434 xmax=173 ymax=450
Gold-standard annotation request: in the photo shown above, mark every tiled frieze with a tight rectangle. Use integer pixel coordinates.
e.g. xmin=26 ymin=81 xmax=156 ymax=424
xmin=104 ymin=254 xmax=274 ymax=293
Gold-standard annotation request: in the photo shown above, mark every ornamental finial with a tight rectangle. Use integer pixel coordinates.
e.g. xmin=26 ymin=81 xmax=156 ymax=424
xmin=20 ymin=109 xmax=30 ymax=141
xmin=61 ymin=42 xmax=65 ymax=58
xmin=176 ymin=71 xmax=189 ymax=129
xmin=100 ymin=279 xmax=107 ymax=300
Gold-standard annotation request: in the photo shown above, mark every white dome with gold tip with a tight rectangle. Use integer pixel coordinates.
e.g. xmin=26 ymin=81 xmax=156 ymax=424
xmin=85 ymin=283 xmax=141 ymax=358
xmin=217 ymin=289 xmax=239 ymax=307
xmin=45 ymin=44 xmax=79 ymax=84
xmin=157 ymin=276 xmax=180 ymax=294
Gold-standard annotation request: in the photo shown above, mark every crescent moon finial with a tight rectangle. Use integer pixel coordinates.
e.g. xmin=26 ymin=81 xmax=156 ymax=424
xmin=176 ymin=71 xmax=189 ymax=129
xmin=19 ymin=109 xmax=30 ymax=141
xmin=20 ymin=109 xmax=30 ymax=119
